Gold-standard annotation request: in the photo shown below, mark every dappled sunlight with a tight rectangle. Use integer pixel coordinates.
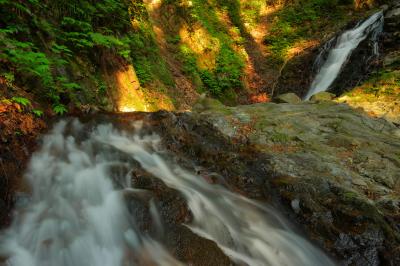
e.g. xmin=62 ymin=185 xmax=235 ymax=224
xmin=179 ymin=25 xmax=220 ymax=70
xmin=336 ymin=92 xmax=400 ymax=124
xmin=286 ymin=39 xmax=319 ymax=60
xmin=105 ymin=64 xmax=174 ymax=113
xmin=245 ymin=4 xmax=279 ymax=44
xmin=113 ymin=65 xmax=147 ymax=112
xmin=335 ymin=72 xmax=400 ymax=124
xmin=145 ymin=0 xmax=162 ymax=11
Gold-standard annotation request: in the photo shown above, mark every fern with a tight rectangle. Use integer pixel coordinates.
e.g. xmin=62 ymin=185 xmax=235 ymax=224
xmin=63 ymin=82 xmax=81 ymax=90
xmin=3 ymin=72 xmax=14 ymax=86
xmin=51 ymin=44 xmax=73 ymax=57
xmin=52 ymin=104 xmax=67 ymax=115
xmin=11 ymin=96 xmax=31 ymax=107
xmin=32 ymin=109 xmax=44 ymax=117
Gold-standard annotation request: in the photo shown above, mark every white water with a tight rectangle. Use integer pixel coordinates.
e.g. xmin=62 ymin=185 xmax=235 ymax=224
xmin=305 ymin=11 xmax=383 ymax=100
xmin=1 ymin=119 xmax=335 ymax=266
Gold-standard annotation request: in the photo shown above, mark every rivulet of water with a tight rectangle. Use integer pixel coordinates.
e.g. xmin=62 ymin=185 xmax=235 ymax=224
xmin=1 ymin=119 xmax=335 ymax=266
xmin=305 ymin=11 xmax=383 ymax=100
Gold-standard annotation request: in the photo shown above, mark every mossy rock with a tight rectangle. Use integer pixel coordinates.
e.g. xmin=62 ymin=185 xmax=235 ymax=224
xmin=274 ymin=93 xmax=302 ymax=104
xmin=310 ymin=92 xmax=336 ymax=102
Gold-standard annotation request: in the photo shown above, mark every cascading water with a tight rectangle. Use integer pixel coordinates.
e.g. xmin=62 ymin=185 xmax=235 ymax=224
xmin=304 ymin=11 xmax=384 ymax=100
xmin=0 ymin=119 xmax=335 ymax=266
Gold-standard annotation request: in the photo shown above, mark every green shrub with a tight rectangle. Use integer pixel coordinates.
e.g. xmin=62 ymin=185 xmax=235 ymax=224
xmin=0 ymin=0 xmax=169 ymax=108
xmin=200 ymin=70 xmax=221 ymax=95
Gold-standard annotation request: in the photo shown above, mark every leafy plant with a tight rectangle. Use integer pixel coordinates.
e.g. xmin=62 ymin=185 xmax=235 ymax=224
xmin=52 ymin=104 xmax=67 ymax=115
xmin=3 ymin=72 xmax=14 ymax=86
xmin=198 ymin=45 xmax=244 ymax=96
xmin=263 ymin=0 xmax=345 ymax=62
xmin=11 ymin=96 xmax=31 ymax=107
xmin=32 ymin=109 xmax=44 ymax=117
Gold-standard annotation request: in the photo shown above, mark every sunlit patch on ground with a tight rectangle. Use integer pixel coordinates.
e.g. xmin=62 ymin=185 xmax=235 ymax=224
xmin=105 ymin=64 xmax=174 ymax=113
xmin=179 ymin=25 xmax=220 ymax=70
xmin=336 ymin=70 xmax=400 ymax=123
xmin=286 ymin=40 xmax=319 ymax=60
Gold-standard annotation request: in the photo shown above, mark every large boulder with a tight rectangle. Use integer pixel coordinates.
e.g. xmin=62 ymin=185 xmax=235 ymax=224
xmin=383 ymin=51 xmax=400 ymax=67
xmin=274 ymin=93 xmax=302 ymax=104
xmin=153 ymin=100 xmax=400 ymax=265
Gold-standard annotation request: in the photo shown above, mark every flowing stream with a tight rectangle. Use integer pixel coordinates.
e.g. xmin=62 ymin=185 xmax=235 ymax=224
xmin=304 ymin=11 xmax=384 ymax=100
xmin=1 ymin=119 xmax=335 ymax=266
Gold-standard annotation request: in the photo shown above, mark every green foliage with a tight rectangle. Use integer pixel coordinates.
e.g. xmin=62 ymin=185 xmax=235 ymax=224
xmin=0 ymin=0 xmax=163 ymax=109
xmin=361 ymin=70 xmax=400 ymax=97
xmin=270 ymin=131 xmax=291 ymax=143
xmin=199 ymin=45 xmax=244 ymax=96
xmin=3 ymin=73 xmax=14 ymax=86
xmin=130 ymin=23 xmax=174 ymax=86
xmin=264 ymin=0 xmax=345 ymax=62
xmin=134 ymin=57 xmax=153 ymax=85
xmin=0 ymin=38 xmax=54 ymax=87
xmin=214 ymin=45 xmax=243 ymax=89
xmin=166 ymin=35 xmax=181 ymax=45
xmin=51 ymin=44 xmax=73 ymax=58
xmin=179 ymin=45 xmax=199 ymax=76
xmin=167 ymin=0 xmax=245 ymax=98
xmin=200 ymin=70 xmax=220 ymax=94
xmin=32 ymin=109 xmax=44 ymax=117
xmin=52 ymin=104 xmax=68 ymax=115
xmin=11 ymin=96 xmax=31 ymax=107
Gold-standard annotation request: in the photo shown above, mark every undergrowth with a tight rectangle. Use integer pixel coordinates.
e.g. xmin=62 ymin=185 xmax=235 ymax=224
xmin=0 ymin=0 xmax=174 ymax=113
xmin=164 ymin=0 xmax=245 ymax=99
xmin=353 ymin=69 xmax=400 ymax=98
xmin=264 ymin=0 xmax=354 ymax=63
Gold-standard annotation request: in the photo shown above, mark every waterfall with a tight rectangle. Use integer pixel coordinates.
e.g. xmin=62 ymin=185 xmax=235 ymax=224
xmin=0 ymin=119 xmax=335 ymax=266
xmin=304 ymin=11 xmax=384 ymax=100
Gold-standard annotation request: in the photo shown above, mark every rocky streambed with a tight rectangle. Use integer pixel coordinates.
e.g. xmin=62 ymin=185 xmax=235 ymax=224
xmin=141 ymin=98 xmax=400 ymax=265
xmin=1 ymin=98 xmax=400 ymax=265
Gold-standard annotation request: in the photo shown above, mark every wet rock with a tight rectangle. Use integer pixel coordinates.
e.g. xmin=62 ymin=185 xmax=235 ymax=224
xmin=13 ymin=192 xmax=31 ymax=209
xmin=385 ymin=7 xmax=400 ymax=19
xmin=151 ymin=100 xmax=400 ymax=264
xmin=291 ymin=198 xmax=301 ymax=213
xmin=0 ymin=199 xmax=7 ymax=225
xmin=310 ymin=91 xmax=336 ymax=102
xmin=383 ymin=51 xmax=400 ymax=66
xmin=380 ymin=4 xmax=389 ymax=11
xmin=0 ymin=102 xmax=47 ymax=228
xmin=275 ymin=93 xmax=302 ymax=104
xmin=124 ymin=160 xmax=234 ymax=265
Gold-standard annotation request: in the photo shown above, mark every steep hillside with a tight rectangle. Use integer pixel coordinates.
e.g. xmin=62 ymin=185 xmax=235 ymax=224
xmin=0 ymin=0 xmax=381 ymax=114
xmin=0 ymin=0 xmax=181 ymax=113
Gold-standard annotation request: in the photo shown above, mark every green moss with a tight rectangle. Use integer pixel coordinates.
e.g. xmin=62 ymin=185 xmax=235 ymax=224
xmin=341 ymin=191 xmax=360 ymax=202
xmin=361 ymin=70 xmax=400 ymax=97
xmin=270 ymin=131 xmax=291 ymax=143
